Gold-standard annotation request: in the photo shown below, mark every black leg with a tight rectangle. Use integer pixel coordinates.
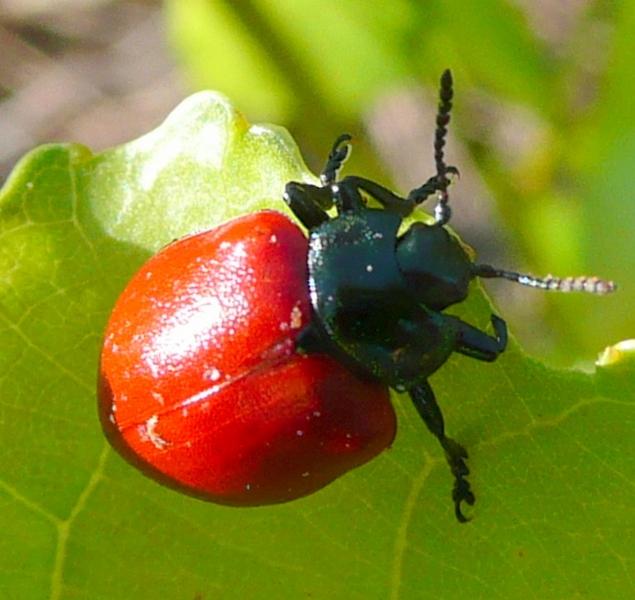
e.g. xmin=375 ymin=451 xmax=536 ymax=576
xmin=455 ymin=315 xmax=507 ymax=362
xmin=332 ymin=179 xmax=367 ymax=213
xmin=409 ymin=382 xmax=474 ymax=522
xmin=406 ymin=166 xmax=459 ymax=205
xmin=283 ymin=182 xmax=334 ymax=230
xmin=338 ymin=175 xmax=416 ymax=217
xmin=320 ymin=134 xmax=353 ymax=185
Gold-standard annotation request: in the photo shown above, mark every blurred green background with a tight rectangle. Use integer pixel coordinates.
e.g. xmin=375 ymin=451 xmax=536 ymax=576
xmin=1 ymin=0 xmax=631 ymax=365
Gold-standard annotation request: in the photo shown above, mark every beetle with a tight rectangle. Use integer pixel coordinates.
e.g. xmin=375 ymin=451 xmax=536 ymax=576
xmin=99 ymin=69 xmax=615 ymax=521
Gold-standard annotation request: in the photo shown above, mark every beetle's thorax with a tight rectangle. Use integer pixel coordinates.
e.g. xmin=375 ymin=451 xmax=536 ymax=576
xmin=305 ymin=209 xmax=459 ymax=389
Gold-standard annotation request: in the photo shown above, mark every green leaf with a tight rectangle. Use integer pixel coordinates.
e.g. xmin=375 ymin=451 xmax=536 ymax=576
xmin=1 ymin=93 xmax=633 ymax=599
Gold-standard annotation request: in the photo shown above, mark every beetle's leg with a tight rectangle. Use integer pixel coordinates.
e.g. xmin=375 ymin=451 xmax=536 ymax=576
xmin=337 ymin=171 xmax=459 ymax=218
xmin=283 ymin=182 xmax=334 ymax=229
xmin=337 ymin=176 xmax=417 ymax=217
xmin=332 ymin=178 xmax=367 ymax=213
xmin=320 ymin=134 xmax=353 ymax=185
xmin=409 ymin=381 xmax=474 ymax=523
xmin=455 ymin=315 xmax=508 ymax=361
xmin=406 ymin=166 xmax=459 ymax=206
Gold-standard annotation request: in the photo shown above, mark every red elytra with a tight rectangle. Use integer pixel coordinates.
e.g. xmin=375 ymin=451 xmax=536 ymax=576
xmin=99 ymin=210 xmax=396 ymax=505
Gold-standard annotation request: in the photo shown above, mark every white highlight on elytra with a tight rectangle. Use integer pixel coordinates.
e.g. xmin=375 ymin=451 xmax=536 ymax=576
xmin=204 ymin=367 xmax=222 ymax=381
xmin=141 ymin=415 xmax=170 ymax=450
xmin=141 ymin=296 xmax=224 ymax=373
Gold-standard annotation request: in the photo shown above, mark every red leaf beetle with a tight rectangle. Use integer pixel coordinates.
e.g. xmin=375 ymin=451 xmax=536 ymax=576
xmin=99 ymin=71 xmax=615 ymax=520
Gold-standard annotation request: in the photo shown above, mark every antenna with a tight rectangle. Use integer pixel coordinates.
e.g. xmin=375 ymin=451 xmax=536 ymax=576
xmin=432 ymin=69 xmax=454 ymax=225
xmin=475 ymin=264 xmax=616 ymax=294
xmin=406 ymin=70 xmax=458 ymax=223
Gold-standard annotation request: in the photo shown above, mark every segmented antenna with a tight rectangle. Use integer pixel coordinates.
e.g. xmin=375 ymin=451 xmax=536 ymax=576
xmin=475 ymin=264 xmax=617 ymax=294
xmin=433 ymin=69 xmax=454 ymax=225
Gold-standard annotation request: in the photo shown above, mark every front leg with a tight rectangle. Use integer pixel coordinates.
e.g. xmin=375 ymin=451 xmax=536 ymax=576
xmin=283 ymin=133 xmax=356 ymax=229
xmin=283 ymin=182 xmax=334 ymax=230
xmin=406 ymin=166 xmax=459 ymax=205
xmin=338 ymin=175 xmax=416 ymax=217
xmin=409 ymin=382 xmax=474 ymax=522
xmin=456 ymin=315 xmax=508 ymax=362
